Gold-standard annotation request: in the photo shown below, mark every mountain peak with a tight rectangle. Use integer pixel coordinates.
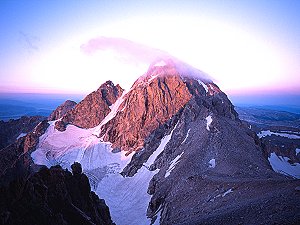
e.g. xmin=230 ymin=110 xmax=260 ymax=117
xmin=98 ymin=58 xmax=236 ymax=152
xmin=133 ymin=57 xmax=212 ymax=89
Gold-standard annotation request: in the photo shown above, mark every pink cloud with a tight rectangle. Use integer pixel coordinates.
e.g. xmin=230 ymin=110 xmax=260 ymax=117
xmin=80 ymin=37 xmax=170 ymax=64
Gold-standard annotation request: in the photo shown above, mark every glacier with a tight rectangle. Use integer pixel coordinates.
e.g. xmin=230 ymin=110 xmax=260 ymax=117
xmin=31 ymin=119 xmax=178 ymax=225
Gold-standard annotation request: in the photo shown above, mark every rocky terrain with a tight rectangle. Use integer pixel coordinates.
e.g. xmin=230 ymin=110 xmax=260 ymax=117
xmin=27 ymin=57 xmax=300 ymax=224
xmin=0 ymin=116 xmax=46 ymax=150
xmin=0 ymin=120 xmax=49 ymax=185
xmin=0 ymin=162 xmax=114 ymax=225
xmin=60 ymin=81 xmax=123 ymax=129
xmin=1 ymin=57 xmax=300 ymax=224
xmin=237 ymin=106 xmax=300 ymax=167
xmin=100 ymin=58 xmax=236 ymax=153
xmin=48 ymin=100 xmax=77 ymax=121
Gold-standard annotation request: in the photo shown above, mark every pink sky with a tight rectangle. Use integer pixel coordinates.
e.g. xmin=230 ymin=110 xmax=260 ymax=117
xmin=1 ymin=1 xmax=299 ymax=96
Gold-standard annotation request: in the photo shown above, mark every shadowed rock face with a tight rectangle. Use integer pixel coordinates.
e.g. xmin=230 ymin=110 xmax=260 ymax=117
xmin=100 ymin=58 xmax=237 ymax=152
xmin=61 ymin=81 xmax=123 ymax=129
xmin=48 ymin=100 xmax=77 ymax=121
xmin=0 ymin=116 xmax=46 ymax=150
xmin=0 ymin=120 xmax=49 ymax=182
xmin=0 ymin=163 xmax=114 ymax=225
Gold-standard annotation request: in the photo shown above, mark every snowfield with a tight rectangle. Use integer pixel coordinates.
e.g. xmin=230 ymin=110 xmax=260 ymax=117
xmin=268 ymin=152 xmax=300 ymax=179
xmin=31 ymin=120 xmax=178 ymax=225
xmin=181 ymin=128 xmax=191 ymax=144
xmin=258 ymin=130 xmax=300 ymax=139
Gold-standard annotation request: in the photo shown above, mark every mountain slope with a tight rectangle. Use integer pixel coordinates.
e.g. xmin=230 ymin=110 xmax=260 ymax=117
xmin=30 ymin=57 xmax=300 ymax=224
xmin=0 ymin=116 xmax=46 ymax=150
xmin=0 ymin=162 xmax=114 ymax=225
xmin=61 ymin=81 xmax=123 ymax=129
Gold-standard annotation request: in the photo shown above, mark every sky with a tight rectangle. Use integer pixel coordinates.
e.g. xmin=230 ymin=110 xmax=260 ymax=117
xmin=0 ymin=0 xmax=300 ymax=102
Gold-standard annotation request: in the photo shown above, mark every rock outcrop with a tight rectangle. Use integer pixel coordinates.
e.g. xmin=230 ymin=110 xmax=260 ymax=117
xmin=0 ymin=116 xmax=46 ymax=150
xmin=48 ymin=100 xmax=77 ymax=121
xmin=61 ymin=81 xmax=123 ymax=129
xmin=0 ymin=162 xmax=114 ymax=225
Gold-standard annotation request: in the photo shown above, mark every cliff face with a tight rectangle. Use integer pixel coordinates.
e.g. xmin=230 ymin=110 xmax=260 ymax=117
xmin=48 ymin=100 xmax=77 ymax=121
xmin=99 ymin=59 xmax=237 ymax=153
xmin=61 ymin=81 xmax=123 ymax=129
xmin=0 ymin=162 xmax=114 ymax=225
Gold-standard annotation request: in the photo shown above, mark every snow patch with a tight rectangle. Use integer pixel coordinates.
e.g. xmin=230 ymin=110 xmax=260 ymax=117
xmin=206 ymin=115 xmax=212 ymax=131
xmin=148 ymin=74 xmax=159 ymax=82
xmin=93 ymin=90 xmax=130 ymax=136
xmin=222 ymin=188 xmax=233 ymax=197
xmin=154 ymin=60 xmax=167 ymax=67
xmin=296 ymin=148 xmax=300 ymax=155
xmin=198 ymin=80 xmax=208 ymax=93
xmin=17 ymin=133 xmax=27 ymax=139
xmin=208 ymin=158 xmax=216 ymax=168
xmin=144 ymin=123 xmax=178 ymax=167
xmin=165 ymin=151 xmax=184 ymax=178
xmin=258 ymin=130 xmax=300 ymax=139
xmin=153 ymin=210 xmax=161 ymax=225
xmin=181 ymin=129 xmax=191 ymax=144
xmin=268 ymin=152 xmax=300 ymax=179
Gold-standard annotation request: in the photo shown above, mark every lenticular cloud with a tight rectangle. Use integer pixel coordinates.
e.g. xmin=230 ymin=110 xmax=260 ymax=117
xmin=80 ymin=36 xmax=169 ymax=65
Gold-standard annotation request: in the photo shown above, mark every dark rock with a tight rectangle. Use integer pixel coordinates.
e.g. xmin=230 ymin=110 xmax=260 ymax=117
xmin=55 ymin=120 xmax=67 ymax=132
xmin=0 ymin=163 xmax=114 ymax=225
xmin=0 ymin=120 xmax=49 ymax=184
xmin=0 ymin=116 xmax=46 ymax=150
xmin=71 ymin=162 xmax=82 ymax=175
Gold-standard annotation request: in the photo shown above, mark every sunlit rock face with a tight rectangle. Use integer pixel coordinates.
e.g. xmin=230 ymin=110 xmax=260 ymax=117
xmin=99 ymin=58 xmax=237 ymax=152
xmin=48 ymin=100 xmax=77 ymax=121
xmin=61 ymin=81 xmax=123 ymax=129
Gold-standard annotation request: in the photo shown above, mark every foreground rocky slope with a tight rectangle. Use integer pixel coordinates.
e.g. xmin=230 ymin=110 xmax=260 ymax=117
xmin=0 ymin=114 xmax=115 ymax=225
xmin=30 ymin=57 xmax=300 ymax=224
xmin=0 ymin=162 xmax=114 ymax=225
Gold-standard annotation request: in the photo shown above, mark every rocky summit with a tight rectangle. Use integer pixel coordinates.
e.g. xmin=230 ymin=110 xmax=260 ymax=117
xmin=61 ymin=81 xmax=123 ymax=129
xmin=48 ymin=100 xmax=77 ymax=121
xmin=1 ymin=57 xmax=300 ymax=225
xmin=100 ymin=58 xmax=236 ymax=153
